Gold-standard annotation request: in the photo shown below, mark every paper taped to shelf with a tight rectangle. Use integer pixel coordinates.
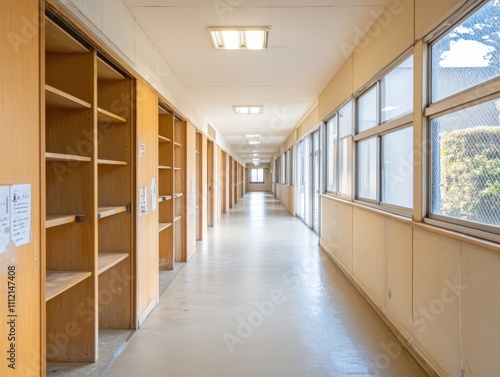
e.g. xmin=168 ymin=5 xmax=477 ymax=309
xmin=11 ymin=184 xmax=31 ymax=247
xmin=0 ymin=186 xmax=10 ymax=254
xmin=0 ymin=183 xmax=32 ymax=253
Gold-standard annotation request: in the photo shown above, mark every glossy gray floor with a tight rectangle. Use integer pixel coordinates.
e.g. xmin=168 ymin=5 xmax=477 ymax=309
xmin=105 ymin=192 xmax=427 ymax=377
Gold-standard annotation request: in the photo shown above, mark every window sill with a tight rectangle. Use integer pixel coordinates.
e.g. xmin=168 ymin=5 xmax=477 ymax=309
xmin=320 ymin=195 xmax=500 ymax=253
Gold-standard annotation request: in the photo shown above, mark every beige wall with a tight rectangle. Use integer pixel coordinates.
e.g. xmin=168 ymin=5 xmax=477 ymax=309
xmin=274 ymin=184 xmax=295 ymax=216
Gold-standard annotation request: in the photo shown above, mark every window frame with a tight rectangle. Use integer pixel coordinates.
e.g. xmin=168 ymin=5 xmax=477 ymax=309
xmin=353 ymin=53 xmax=414 ymax=217
xmin=424 ymin=1 xmax=500 ymax=242
xmin=324 ymin=99 xmax=354 ymax=199
xmin=249 ymin=167 xmax=264 ymax=184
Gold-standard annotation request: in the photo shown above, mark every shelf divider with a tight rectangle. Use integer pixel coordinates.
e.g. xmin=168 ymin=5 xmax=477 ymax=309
xmin=45 ymin=152 xmax=91 ymax=162
xmin=45 ymin=84 xmax=91 ymax=109
xmin=159 ymin=223 xmax=173 ymax=232
xmin=98 ymin=159 xmax=128 ymax=166
xmin=98 ymin=206 xmax=128 ymax=219
xmin=98 ymin=253 xmax=129 ymax=275
xmin=158 ymin=135 xmax=171 ymax=143
xmin=97 ymin=107 xmax=127 ymax=124
xmin=46 ymin=214 xmax=77 ymax=228
xmin=46 ymin=271 xmax=92 ymax=302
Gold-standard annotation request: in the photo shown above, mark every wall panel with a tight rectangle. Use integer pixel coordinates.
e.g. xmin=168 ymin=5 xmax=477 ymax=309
xmin=413 ymin=229 xmax=462 ymax=377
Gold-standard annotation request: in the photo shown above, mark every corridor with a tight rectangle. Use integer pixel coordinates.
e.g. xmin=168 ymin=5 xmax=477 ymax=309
xmin=105 ymin=192 xmax=427 ymax=377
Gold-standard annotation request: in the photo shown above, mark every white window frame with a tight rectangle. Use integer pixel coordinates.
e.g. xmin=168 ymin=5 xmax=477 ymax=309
xmin=424 ymin=0 xmax=500 ymax=243
xmin=249 ymin=168 xmax=264 ymax=184
xmin=354 ymin=53 xmax=414 ymax=217
xmin=324 ymin=99 xmax=354 ymax=199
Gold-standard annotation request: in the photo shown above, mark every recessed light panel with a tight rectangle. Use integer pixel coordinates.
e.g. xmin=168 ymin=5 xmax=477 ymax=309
xmin=234 ymin=105 xmax=263 ymax=115
xmin=209 ymin=27 xmax=270 ymax=50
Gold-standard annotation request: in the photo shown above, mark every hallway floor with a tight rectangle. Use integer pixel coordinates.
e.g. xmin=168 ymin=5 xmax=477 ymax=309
xmin=105 ymin=192 xmax=427 ymax=377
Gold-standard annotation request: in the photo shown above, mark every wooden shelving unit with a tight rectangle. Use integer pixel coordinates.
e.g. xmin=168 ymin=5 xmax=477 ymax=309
xmin=173 ymin=116 xmax=187 ymax=263
xmin=96 ymin=54 xmax=134 ymax=331
xmin=157 ymin=105 xmax=186 ymax=270
xmin=158 ymin=106 xmax=174 ymax=270
xmin=43 ymin=15 xmax=134 ymax=365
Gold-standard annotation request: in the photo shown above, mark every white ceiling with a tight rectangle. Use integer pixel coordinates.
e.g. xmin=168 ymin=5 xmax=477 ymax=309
xmin=124 ymin=0 xmax=390 ymax=164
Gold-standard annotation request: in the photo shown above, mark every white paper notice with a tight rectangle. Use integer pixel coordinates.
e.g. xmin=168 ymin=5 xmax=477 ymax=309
xmin=151 ymin=177 xmax=157 ymax=212
xmin=10 ymin=184 xmax=31 ymax=247
xmin=139 ymin=141 xmax=146 ymax=157
xmin=0 ymin=186 xmax=10 ymax=254
xmin=139 ymin=186 xmax=148 ymax=216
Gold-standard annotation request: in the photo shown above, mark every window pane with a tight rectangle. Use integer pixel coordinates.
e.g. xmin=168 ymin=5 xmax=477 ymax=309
xmin=250 ymin=168 xmax=264 ymax=183
xmin=339 ymin=101 xmax=352 ymax=138
xmin=431 ymin=0 xmax=500 ymax=102
xmin=357 ymin=138 xmax=378 ymax=200
xmin=431 ymin=99 xmax=500 ymax=227
xmin=338 ymin=137 xmax=352 ymax=196
xmin=381 ymin=56 xmax=413 ymax=122
xmin=357 ymin=86 xmax=378 ymax=133
xmin=326 ymin=116 xmax=337 ymax=192
xmin=381 ymin=127 xmax=413 ymax=208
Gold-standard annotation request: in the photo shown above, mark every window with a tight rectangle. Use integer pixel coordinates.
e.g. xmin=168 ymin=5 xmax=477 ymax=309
xmin=325 ymin=101 xmax=353 ymax=196
xmin=286 ymin=147 xmax=294 ymax=186
xmin=250 ymin=168 xmax=264 ymax=183
xmin=281 ymin=154 xmax=286 ymax=184
xmin=355 ymin=55 xmax=414 ymax=212
xmin=427 ymin=0 xmax=500 ymax=240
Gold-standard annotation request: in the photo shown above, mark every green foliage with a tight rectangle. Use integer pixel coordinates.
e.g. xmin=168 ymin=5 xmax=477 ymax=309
xmin=440 ymin=126 xmax=500 ymax=226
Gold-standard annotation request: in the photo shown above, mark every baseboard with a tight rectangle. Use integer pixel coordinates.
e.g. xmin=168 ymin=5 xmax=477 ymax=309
xmin=319 ymin=241 xmax=441 ymax=377
xmin=136 ymin=297 xmax=158 ymax=329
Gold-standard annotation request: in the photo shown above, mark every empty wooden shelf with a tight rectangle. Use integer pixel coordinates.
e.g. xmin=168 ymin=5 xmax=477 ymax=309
xmin=98 ymin=159 xmax=128 ymax=166
xmin=45 ymin=271 xmax=92 ymax=302
xmin=159 ymin=223 xmax=173 ymax=232
xmin=97 ymin=57 xmax=126 ymax=80
xmin=159 ymin=135 xmax=171 ymax=143
xmin=98 ymin=206 xmax=128 ymax=219
xmin=98 ymin=253 xmax=129 ymax=274
xmin=45 ymin=85 xmax=91 ymax=109
xmin=45 ymin=152 xmax=91 ymax=162
xmin=97 ymin=107 xmax=127 ymax=124
xmin=45 ymin=17 xmax=88 ymax=54
xmin=46 ymin=214 xmax=77 ymax=228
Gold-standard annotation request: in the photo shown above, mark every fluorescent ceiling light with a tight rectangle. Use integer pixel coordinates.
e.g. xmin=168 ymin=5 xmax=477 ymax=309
xmin=245 ymin=134 xmax=260 ymax=138
xmin=251 ymin=153 xmax=260 ymax=157
xmin=234 ymin=105 xmax=263 ymax=115
xmin=248 ymin=140 xmax=261 ymax=145
xmin=209 ymin=26 xmax=270 ymax=50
